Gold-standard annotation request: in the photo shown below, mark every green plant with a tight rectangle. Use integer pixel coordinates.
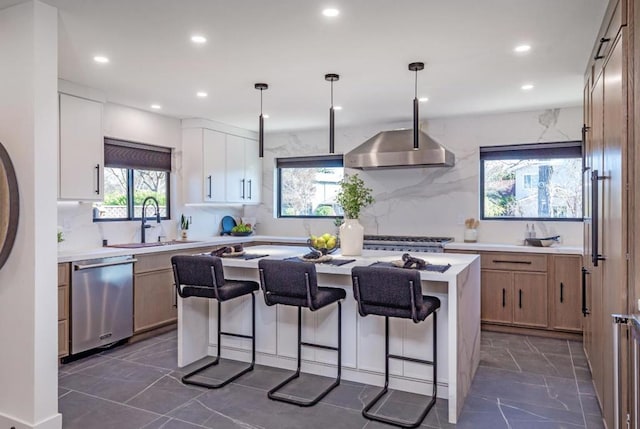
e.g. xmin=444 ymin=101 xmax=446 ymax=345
xmin=180 ymin=214 xmax=191 ymax=230
xmin=335 ymin=174 xmax=374 ymax=219
xmin=57 ymin=230 xmax=64 ymax=243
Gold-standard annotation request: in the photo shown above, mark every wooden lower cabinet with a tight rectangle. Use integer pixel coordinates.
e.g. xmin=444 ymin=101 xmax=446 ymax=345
xmin=550 ymin=255 xmax=583 ymax=332
xmin=447 ymin=249 xmax=581 ymax=335
xmin=133 ymin=250 xmax=198 ymax=334
xmin=58 ymin=263 xmax=70 ymax=358
xmin=134 ymin=268 xmax=177 ymax=333
xmin=513 ymin=272 xmax=548 ymax=328
xmin=481 ymin=270 xmax=513 ymax=323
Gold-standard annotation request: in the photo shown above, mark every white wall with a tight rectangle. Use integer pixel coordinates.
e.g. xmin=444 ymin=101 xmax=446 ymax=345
xmin=0 ymin=1 xmax=61 ymax=428
xmin=250 ymin=107 xmax=584 ymax=246
xmin=58 ymin=104 xmax=241 ymax=250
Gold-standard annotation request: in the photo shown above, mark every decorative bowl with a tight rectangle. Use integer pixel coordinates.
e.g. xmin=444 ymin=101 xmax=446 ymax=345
xmin=307 ymin=238 xmax=339 ymax=255
xmin=525 ymin=235 xmax=560 ymax=247
xmin=230 ymin=231 xmax=253 ymax=237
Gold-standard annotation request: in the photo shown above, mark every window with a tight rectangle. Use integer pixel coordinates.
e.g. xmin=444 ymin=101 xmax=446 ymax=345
xmin=93 ymin=139 xmax=171 ymax=221
xmin=480 ymin=141 xmax=582 ymax=221
xmin=277 ymin=155 xmax=344 ymax=218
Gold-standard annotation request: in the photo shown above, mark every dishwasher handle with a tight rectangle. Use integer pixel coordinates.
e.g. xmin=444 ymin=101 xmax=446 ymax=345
xmin=74 ymin=258 xmax=137 ymax=271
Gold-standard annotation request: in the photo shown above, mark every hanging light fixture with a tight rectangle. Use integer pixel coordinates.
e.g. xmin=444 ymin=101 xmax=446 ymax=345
xmin=408 ymin=62 xmax=424 ymax=150
xmin=254 ymin=83 xmax=268 ymax=158
xmin=325 ymin=73 xmax=339 ymax=153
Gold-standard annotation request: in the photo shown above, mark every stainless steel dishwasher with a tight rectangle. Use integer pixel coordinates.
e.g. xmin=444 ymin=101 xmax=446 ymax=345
xmin=71 ymin=255 xmax=136 ymax=354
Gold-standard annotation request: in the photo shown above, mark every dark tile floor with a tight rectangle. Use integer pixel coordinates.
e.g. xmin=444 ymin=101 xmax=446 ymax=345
xmin=58 ymin=330 xmax=605 ymax=428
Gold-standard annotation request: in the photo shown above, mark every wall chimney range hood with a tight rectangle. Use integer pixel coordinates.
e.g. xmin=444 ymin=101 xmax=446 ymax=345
xmin=345 ymin=61 xmax=455 ymax=170
xmin=344 ymin=128 xmax=455 ymax=170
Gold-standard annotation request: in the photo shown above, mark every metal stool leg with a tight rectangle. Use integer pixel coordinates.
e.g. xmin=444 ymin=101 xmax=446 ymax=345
xmin=268 ymin=301 xmax=342 ymax=407
xmin=182 ymin=293 xmax=256 ymax=389
xmin=362 ymin=312 xmax=438 ymax=429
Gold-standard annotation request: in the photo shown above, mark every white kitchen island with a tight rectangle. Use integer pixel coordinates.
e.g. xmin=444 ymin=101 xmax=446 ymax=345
xmin=177 ymin=245 xmax=480 ymax=424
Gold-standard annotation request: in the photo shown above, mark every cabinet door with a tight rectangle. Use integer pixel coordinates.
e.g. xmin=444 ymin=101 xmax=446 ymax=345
xmin=481 ymin=270 xmax=513 ymax=324
xmin=134 ymin=269 xmax=177 ymax=333
xmin=513 ymin=272 xmax=548 ymax=328
xmin=59 ymin=93 xmax=103 ymax=201
xmin=203 ymin=129 xmax=227 ymax=202
xmin=225 ymin=134 xmax=247 ymax=203
xmin=243 ymin=138 xmax=261 ymax=204
xmin=58 ymin=320 xmax=69 ymax=358
xmin=551 ymin=255 xmax=582 ymax=332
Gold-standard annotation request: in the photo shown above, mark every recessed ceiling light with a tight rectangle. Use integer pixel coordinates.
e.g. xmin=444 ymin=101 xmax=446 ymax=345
xmin=334 ymin=106 xmax=343 ymax=111
xmin=150 ymin=104 xmax=162 ymax=110
xmin=514 ymin=44 xmax=531 ymax=53
xmin=263 ymin=114 xmax=269 ymax=119
xmin=322 ymin=8 xmax=340 ymax=17
xmin=196 ymin=91 xmax=208 ymax=98
xmin=191 ymin=35 xmax=207 ymax=44
xmin=419 ymin=97 xmax=429 ymax=102
xmin=521 ymin=83 xmax=534 ymax=91
xmin=93 ymin=55 xmax=109 ymax=64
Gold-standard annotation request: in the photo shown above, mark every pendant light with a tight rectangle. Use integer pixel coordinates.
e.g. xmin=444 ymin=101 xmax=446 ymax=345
xmin=408 ymin=62 xmax=424 ymax=150
xmin=255 ymin=83 xmax=268 ymax=158
xmin=325 ymin=73 xmax=339 ymax=154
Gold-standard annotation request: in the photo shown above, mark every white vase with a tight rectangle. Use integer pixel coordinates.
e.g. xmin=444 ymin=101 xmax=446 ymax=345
xmin=339 ymin=219 xmax=364 ymax=256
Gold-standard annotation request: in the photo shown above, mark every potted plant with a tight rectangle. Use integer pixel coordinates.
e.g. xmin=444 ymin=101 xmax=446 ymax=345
xmin=180 ymin=214 xmax=191 ymax=240
xmin=335 ymin=174 xmax=374 ymax=255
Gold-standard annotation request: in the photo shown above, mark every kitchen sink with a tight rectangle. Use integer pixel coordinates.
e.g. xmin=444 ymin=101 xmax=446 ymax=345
xmin=107 ymin=240 xmax=201 ymax=249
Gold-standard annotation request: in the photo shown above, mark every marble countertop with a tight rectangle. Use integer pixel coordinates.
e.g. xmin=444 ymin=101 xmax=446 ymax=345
xmin=57 ymin=235 xmax=307 ymax=263
xmin=444 ymin=242 xmax=582 ymax=255
xmin=220 ymin=245 xmax=478 ymax=281
xmin=58 ymin=235 xmax=581 ymax=263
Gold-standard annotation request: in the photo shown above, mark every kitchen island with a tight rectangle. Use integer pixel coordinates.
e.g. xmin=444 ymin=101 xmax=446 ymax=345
xmin=178 ymin=245 xmax=480 ymax=424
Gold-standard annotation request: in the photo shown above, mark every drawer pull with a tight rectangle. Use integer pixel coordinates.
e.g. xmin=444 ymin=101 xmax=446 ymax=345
xmin=502 ymin=288 xmax=506 ymax=307
xmin=594 ymin=37 xmax=611 ymax=60
xmin=560 ymin=282 xmax=564 ymax=303
xmin=492 ymin=260 xmax=532 ymax=265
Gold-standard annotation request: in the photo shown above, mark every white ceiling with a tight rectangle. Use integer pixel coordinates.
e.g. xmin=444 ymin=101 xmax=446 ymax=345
xmin=5 ymin=0 xmax=607 ymax=131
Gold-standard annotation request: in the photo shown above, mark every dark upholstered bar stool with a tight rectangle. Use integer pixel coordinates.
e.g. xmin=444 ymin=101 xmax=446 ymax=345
xmin=258 ymin=259 xmax=346 ymax=407
xmin=171 ymin=255 xmax=259 ymax=389
xmin=351 ymin=266 xmax=440 ymax=429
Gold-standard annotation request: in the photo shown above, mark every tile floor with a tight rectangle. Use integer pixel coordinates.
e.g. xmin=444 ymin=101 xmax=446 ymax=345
xmin=58 ymin=330 xmax=605 ymax=428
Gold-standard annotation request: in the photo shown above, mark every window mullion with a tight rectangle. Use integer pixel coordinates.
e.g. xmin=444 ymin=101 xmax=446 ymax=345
xmin=128 ymin=169 xmax=135 ymax=220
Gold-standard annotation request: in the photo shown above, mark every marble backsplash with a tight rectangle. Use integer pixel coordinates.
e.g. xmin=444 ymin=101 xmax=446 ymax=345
xmin=248 ymin=106 xmax=584 ymax=246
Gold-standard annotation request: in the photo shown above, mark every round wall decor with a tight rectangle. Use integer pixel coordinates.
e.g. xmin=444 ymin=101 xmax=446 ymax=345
xmin=0 ymin=141 xmax=19 ymax=270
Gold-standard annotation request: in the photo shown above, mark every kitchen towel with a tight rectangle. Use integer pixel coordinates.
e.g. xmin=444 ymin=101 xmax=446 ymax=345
xmin=241 ymin=253 xmax=269 ymax=260
xmin=284 ymin=256 xmax=356 ymax=266
xmin=369 ymin=261 xmax=451 ymax=273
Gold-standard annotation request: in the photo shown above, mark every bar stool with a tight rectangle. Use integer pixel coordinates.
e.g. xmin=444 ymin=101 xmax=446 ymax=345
xmin=171 ymin=255 xmax=258 ymax=389
xmin=258 ymin=259 xmax=345 ymax=407
xmin=351 ymin=266 xmax=440 ymax=429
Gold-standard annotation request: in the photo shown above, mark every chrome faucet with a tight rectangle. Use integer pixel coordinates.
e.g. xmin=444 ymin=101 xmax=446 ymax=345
xmin=141 ymin=196 xmax=161 ymax=243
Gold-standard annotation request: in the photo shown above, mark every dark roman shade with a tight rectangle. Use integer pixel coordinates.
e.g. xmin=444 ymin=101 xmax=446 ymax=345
xmin=276 ymin=154 xmax=343 ymax=169
xmin=480 ymin=141 xmax=582 ymax=161
xmin=104 ymin=137 xmax=172 ymax=171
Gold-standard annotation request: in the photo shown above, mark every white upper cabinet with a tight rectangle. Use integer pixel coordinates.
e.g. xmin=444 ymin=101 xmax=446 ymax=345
xmin=225 ymin=135 xmax=261 ymax=204
xmin=182 ymin=125 xmax=260 ymax=204
xmin=58 ymin=93 xmax=104 ymax=201
xmin=182 ymin=128 xmax=225 ymax=203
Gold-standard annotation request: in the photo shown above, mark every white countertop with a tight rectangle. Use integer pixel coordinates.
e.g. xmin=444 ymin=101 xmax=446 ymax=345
xmin=444 ymin=241 xmax=582 ymax=255
xmin=58 ymin=235 xmax=582 ymax=263
xmin=220 ymin=245 xmax=478 ymax=282
xmin=57 ymin=235 xmax=307 ymax=263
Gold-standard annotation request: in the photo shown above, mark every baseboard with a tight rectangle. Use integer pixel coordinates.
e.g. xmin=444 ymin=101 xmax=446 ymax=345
xmin=482 ymin=323 xmax=583 ymax=340
xmin=0 ymin=411 xmax=62 ymax=429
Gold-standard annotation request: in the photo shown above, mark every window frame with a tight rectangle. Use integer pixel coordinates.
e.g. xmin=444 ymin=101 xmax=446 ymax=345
xmin=94 ymin=138 xmax=172 ymax=222
xmin=479 ymin=141 xmax=583 ymax=222
xmin=276 ymin=154 xmax=344 ymax=219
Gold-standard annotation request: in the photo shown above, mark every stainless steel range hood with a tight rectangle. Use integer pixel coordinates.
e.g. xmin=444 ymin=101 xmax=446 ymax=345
xmin=344 ymin=128 xmax=455 ymax=170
